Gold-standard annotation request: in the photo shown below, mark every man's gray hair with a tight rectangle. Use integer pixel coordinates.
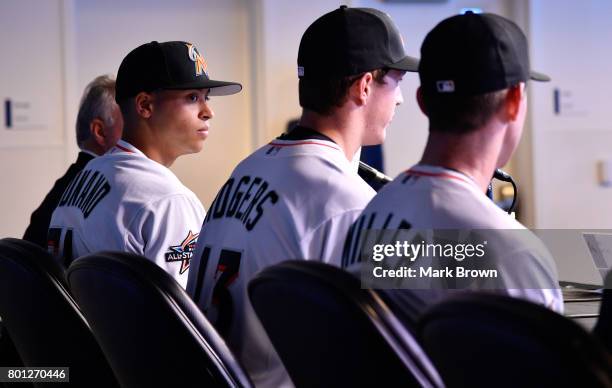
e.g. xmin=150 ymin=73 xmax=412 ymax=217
xmin=76 ymin=75 xmax=117 ymax=148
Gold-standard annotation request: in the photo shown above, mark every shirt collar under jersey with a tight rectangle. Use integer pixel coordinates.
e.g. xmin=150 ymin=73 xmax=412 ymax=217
xmin=277 ymin=125 xmax=336 ymax=143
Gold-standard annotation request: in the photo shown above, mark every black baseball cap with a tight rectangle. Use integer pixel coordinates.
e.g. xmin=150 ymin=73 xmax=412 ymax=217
xmin=419 ymin=12 xmax=550 ymax=96
xmin=297 ymin=5 xmax=419 ymax=80
xmin=115 ymin=41 xmax=242 ymax=102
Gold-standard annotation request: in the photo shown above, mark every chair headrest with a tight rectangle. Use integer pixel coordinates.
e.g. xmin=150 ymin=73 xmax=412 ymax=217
xmin=0 ymin=237 xmax=68 ymax=287
xmin=67 ymin=251 xmax=252 ymax=387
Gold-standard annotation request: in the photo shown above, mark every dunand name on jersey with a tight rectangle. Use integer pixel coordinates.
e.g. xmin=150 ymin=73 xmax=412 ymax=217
xmin=56 ymin=168 xmax=111 ymax=218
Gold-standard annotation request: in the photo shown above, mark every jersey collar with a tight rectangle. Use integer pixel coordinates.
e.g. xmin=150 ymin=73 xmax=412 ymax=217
xmin=268 ymin=134 xmax=359 ymax=174
xmin=110 ymin=140 xmax=146 ymax=157
xmin=268 ymin=138 xmax=341 ymax=152
xmin=277 ymin=125 xmax=336 ymax=143
xmin=269 ymin=126 xmax=360 ymax=172
xmin=271 ymin=125 xmax=341 ymax=152
xmin=406 ymin=164 xmax=479 ymax=189
xmin=80 ymin=149 xmax=98 ymax=158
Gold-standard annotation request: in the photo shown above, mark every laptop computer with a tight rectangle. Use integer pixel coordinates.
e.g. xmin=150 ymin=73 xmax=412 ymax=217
xmin=535 ymin=230 xmax=610 ymax=289
xmin=582 ymin=232 xmax=612 ymax=283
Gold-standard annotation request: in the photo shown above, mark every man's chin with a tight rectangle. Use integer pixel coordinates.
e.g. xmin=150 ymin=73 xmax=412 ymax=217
xmin=362 ymin=137 xmax=385 ymax=147
xmin=186 ymin=142 xmax=206 ymax=156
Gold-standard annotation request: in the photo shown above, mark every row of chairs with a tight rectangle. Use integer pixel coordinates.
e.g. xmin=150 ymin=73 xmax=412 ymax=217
xmin=250 ymin=261 xmax=612 ymax=387
xmin=0 ymin=238 xmax=249 ymax=388
xmin=0 ymin=238 xmax=116 ymax=388
xmin=0 ymin=237 xmax=611 ymax=387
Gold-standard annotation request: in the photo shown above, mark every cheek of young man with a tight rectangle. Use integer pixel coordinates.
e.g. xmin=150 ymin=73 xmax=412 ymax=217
xmin=154 ymin=90 xmax=211 ymax=156
xmin=498 ymin=94 xmax=528 ymax=168
xmin=363 ymin=76 xmax=403 ymax=146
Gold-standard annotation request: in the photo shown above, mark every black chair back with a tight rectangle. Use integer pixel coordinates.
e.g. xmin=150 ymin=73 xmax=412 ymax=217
xmin=67 ymin=252 xmax=252 ymax=388
xmin=0 ymin=238 xmax=117 ymax=388
xmin=595 ymin=270 xmax=612 ymax=354
xmin=0 ymin=322 xmax=31 ymax=388
xmin=248 ymin=260 xmax=444 ymax=388
xmin=417 ymin=293 xmax=612 ymax=388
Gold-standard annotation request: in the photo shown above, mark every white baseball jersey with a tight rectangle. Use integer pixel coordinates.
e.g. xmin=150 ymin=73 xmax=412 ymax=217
xmin=187 ymin=130 xmax=375 ymax=388
xmin=48 ymin=140 xmax=205 ymax=288
xmin=342 ymin=164 xmax=563 ymax=313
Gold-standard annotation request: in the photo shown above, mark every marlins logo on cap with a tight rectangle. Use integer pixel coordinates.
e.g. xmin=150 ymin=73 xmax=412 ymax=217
xmin=115 ymin=40 xmax=242 ymax=101
xmin=186 ymin=43 xmax=208 ymax=77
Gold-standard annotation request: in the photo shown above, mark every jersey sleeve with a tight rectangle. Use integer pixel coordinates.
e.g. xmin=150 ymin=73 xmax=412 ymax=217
xmin=479 ymin=230 xmax=563 ymax=314
xmin=495 ymin=247 xmax=564 ymax=314
xmin=300 ymin=208 xmax=364 ymax=266
xmin=126 ymin=193 xmax=205 ymax=287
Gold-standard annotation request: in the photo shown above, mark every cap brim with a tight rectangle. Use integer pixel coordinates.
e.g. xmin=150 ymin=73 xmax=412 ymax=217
xmin=530 ymin=70 xmax=550 ymax=82
xmin=166 ymin=79 xmax=243 ymax=96
xmin=387 ymin=55 xmax=420 ymax=72
xmin=207 ymin=80 xmax=243 ymax=96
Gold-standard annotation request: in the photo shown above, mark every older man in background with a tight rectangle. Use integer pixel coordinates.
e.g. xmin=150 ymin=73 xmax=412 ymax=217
xmin=23 ymin=75 xmax=123 ymax=247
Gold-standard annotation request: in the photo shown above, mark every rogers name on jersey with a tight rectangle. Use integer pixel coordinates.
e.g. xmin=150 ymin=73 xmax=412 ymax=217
xmin=203 ymin=175 xmax=278 ymax=231
xmin=57 ymin=169 xmax=111 ymax=219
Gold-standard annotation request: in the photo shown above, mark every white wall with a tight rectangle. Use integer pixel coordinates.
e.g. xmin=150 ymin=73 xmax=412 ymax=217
xmin=529 ymin=0 xmax=612 ymax=228
xmin=0 ymin=0 xmax=67 ymax=238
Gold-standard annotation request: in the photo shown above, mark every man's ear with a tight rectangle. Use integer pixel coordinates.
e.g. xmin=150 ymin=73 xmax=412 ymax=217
xmin=89 ymin=118 xmax=106 ymax=148
xmin=350 ymin=72 xmax=374 ymax=106
xmin=416 ymin=87 xmax=428 ymax=116
xmin=503 ymin=83 xmax=524 ymax=122
xmin=134 ymin=92 xmax=155 ymax=118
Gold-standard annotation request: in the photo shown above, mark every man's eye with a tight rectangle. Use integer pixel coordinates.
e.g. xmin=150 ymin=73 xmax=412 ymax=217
xmin=205 ymin=95 xmax=210 ymax=102
xmin=189 ymin=94 xmax=199 ymax=102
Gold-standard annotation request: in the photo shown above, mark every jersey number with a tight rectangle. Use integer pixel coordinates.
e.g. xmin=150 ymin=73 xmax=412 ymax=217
xmin=194 ymin=247 xmax=242 ymax=337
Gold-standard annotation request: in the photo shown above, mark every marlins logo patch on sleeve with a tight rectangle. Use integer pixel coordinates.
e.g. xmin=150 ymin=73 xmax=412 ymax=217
xmin=165 ymin=230 xmax=199 ymax=274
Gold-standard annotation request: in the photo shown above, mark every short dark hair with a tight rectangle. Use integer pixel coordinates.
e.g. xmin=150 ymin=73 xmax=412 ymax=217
xmin=420 ymin=87 xmax=509 ymax=134
xmin=299 ymin=68 xmax=390 ymax=115
xmin=117 ymin=98 xmax=135 ymax=123
xmin=76 ymin=75 xmax=117 ymax=148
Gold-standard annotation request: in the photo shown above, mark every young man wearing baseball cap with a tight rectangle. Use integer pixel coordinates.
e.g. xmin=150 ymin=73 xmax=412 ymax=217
xmin=48 ymin=41 xmax=241 ymax=288
xmin=343 ymin=12 xmax=563 ymax=318
xmin=186 ymin=6 xmax=418 ymax=387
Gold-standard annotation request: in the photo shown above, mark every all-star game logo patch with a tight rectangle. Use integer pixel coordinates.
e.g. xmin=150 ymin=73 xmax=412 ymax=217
xmin=165 ymin=230 xmax=199 ymax=274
